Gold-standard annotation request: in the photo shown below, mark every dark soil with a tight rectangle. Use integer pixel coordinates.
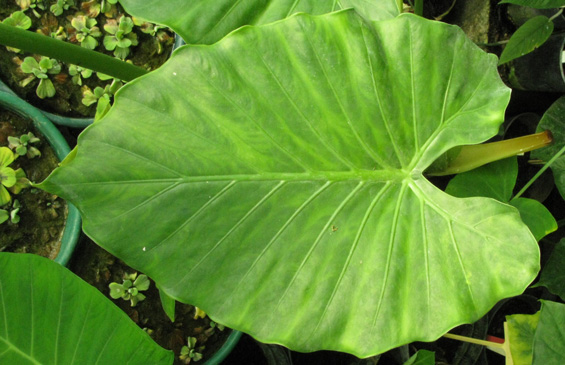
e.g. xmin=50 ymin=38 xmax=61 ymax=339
xmin=71 ymin=237 xmax=230 ymax=365
xmin=0 ymin=0 xmax=175 ymax=118
xmin=0 ymin=109 xmax=67 ymax=257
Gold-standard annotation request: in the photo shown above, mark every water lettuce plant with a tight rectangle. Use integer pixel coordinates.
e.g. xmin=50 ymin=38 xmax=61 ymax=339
xmin=37 ymin=8 xmax=541 ymax=357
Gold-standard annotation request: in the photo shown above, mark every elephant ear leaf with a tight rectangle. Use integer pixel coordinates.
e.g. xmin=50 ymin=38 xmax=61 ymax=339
xmin=40 ymin=11 xmax=538 ymax=357
xmin=118 ymin=0 xmax=400 ymax=44
xmin=0 ymin=253 xmax=172 ymax=364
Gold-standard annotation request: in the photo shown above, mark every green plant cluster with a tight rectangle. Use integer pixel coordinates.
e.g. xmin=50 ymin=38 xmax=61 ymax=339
xmin=108 ymin=272 xmax=150 ymax=307
xmin=0 ymin=131 xmax=37 ymax=224
xmin=1 ymin=0 xmax=174 ymax=110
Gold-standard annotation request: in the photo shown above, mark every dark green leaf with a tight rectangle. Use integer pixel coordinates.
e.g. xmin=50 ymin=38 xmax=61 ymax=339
xmin=158 ymin=286 xmax=177 ymax=322
xmin=499 ymin=0 xmax=565 ymax=9
xmin=509 ymin=198 xmax=557 ymax=241
xmin=532 ymin=96 xmax=565 ymax=199
xmin=39 ymin=12 xmax=538 ymax=357
xmin=403 ymin=349 xmax=435 ymax=365
xmin=533 ymin=239 xmax=565 ymax=300
xmin=0 ymin=253 xmax=173 ymax=364
xmin=533 ymin=301 xmax=565 ymax=364
xmin=445 ymin=158 xmax=517 ymax=201
xmin=499 ymin=16 xmax=553 ymax=65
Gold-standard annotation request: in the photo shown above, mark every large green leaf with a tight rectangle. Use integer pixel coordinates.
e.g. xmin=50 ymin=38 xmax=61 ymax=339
xmin=40 ymin=12 xmax=539 ymax=356
xmin=119 ymin=0 xmax=400 ymax=44
xmin=0 ymin=253 xmax=173 ymax=364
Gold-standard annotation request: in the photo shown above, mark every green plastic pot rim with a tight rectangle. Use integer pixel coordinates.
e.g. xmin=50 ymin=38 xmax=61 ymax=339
xmin=204 ymin=330 xmax=242 ymax=365
xmin=0 ymin=90 xmax=81 ymax=267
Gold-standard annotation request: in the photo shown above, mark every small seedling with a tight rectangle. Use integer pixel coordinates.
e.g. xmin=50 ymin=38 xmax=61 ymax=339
xmin=103 ymin=15 xmax=138 ymax=59
xmin=19 ymin=56 xmax=61 ymax=99
xmin=70 ymin=15 xmax=102 ymax=49
xmin=8 ymin=132 xmax=41 ymax=159
xmin=81 ymin=78 xmax=123 ymax=119
xmin=133 ymin=17 xmax=173 ymax=54
xmin=2 ymin=11 xmax=32 ymax=30
xmin=109 ymin=272 xmax=150 ymax=307
xmin=179 ymin=337 xmax=204 ymax=364
xmin=50 ymin=0 xmax=75 ymax=16
xmin=0 ymin=199 xmax=21 ymax=225
xmin=0 ymin=147 xmax=17 ymax=206
xmin=68 ymin=64 xmax=93 ymax=86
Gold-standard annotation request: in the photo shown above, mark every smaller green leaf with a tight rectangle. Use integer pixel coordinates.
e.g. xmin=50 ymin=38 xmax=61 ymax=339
xmin=36 ymin=78 xmax=55 ymax=99
xmin=445 ymin=157 xmax=517 ymax=201
xmin=0 ymin=210 xmax=8 ymax=224
xmin=533 ymin=301 xmax=565 ymax=364
xmin=2 ymin=11 xmax=32 ymax=29
xmin=20 ymin=57 xmax=39 ymax=74
xmin=532 ymin=96 xmax=565 ymax=199
xmin=499 ymin=0 xmax=565 ymax=9
xmin=499 ymin=16 xmax=553 ymax=65
xmin=103 ymin=35 xmax=118 ymax=50
xmin=158 ymin=286 xmax=176 ymax=322
xmin=0 ymin=147 xmax=15 ymax=168
xmin=82 ymin=35 xmax=98 ymax=49
xmin=0 ymin=186 xmax=10 ymax=206
xmin=134 ymin=274 xmax=150 ymax=291
xmin=507 ymin=311 xmax=540 ymax=365
xmin=509 ymin=198 xmax=556 ymax=240
xmin=0 ymin=167 xmax=16 ymax=188
xmin=403 ymin=350 xmax=435 ymax=365
xmin=533 ymin=239 xmax=565 ymax=300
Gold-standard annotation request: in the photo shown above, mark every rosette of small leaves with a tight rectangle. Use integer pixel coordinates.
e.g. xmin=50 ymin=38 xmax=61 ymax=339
xmin=68 ymin=64 xmax=93 ymax=86
xmin=103 ymin=16 xmax=138 ymax=60
xmin=179 ymin=337 xmax=204 ymax=364
xmin=8 ymin=132 xmax=41 ymax=159
xmin=2 ymin=11 xmax=32 ymax=30
xmin=19 ymin=56 xmax=61 ymax=99
xmin=133 ymin=17 xmax=173 ymax=55
xmin=0 ymin=199 xmax=21 ymax=225
xmin=50 ymin=0 xmax=75 ymax=16
xmin=0 ymin=147 xmax=17 ymax=206
xmin=82 ymin=78 xmax=123 ymax=119
xmin=70 ymin=15 xmax=102 ymax=50
xmin=109 ymin=272 xmax=150 ymax=307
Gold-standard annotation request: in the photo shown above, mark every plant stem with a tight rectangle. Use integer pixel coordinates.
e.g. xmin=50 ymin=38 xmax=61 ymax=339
xmin=428 ymin=131 xmax=553 ymax=176
xmin=549 ymin=8 xmax=564 ymax=23
xmin=443 ymin=333 xmax=505 ymax=349
xmin=0 ymin=23 xmax=147 ymax=82
xmin=512 ymin=143 xmax=565 ymax=200
xmin=414 ymin=0 xmax=424 ymax=16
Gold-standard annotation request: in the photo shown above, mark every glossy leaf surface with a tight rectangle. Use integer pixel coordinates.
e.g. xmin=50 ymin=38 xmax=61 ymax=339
xmin=445 ymin=158 xmax=556 ymax=240
xmin=119 ymin=0 xmax=400 ymax=44
xmin=0 ymin=253 xmax=172 ymax=364
xmin=40 ymin=12 xmax=539 ymax=356
xmin=498 ymin=16 xmax=553 ymax=65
